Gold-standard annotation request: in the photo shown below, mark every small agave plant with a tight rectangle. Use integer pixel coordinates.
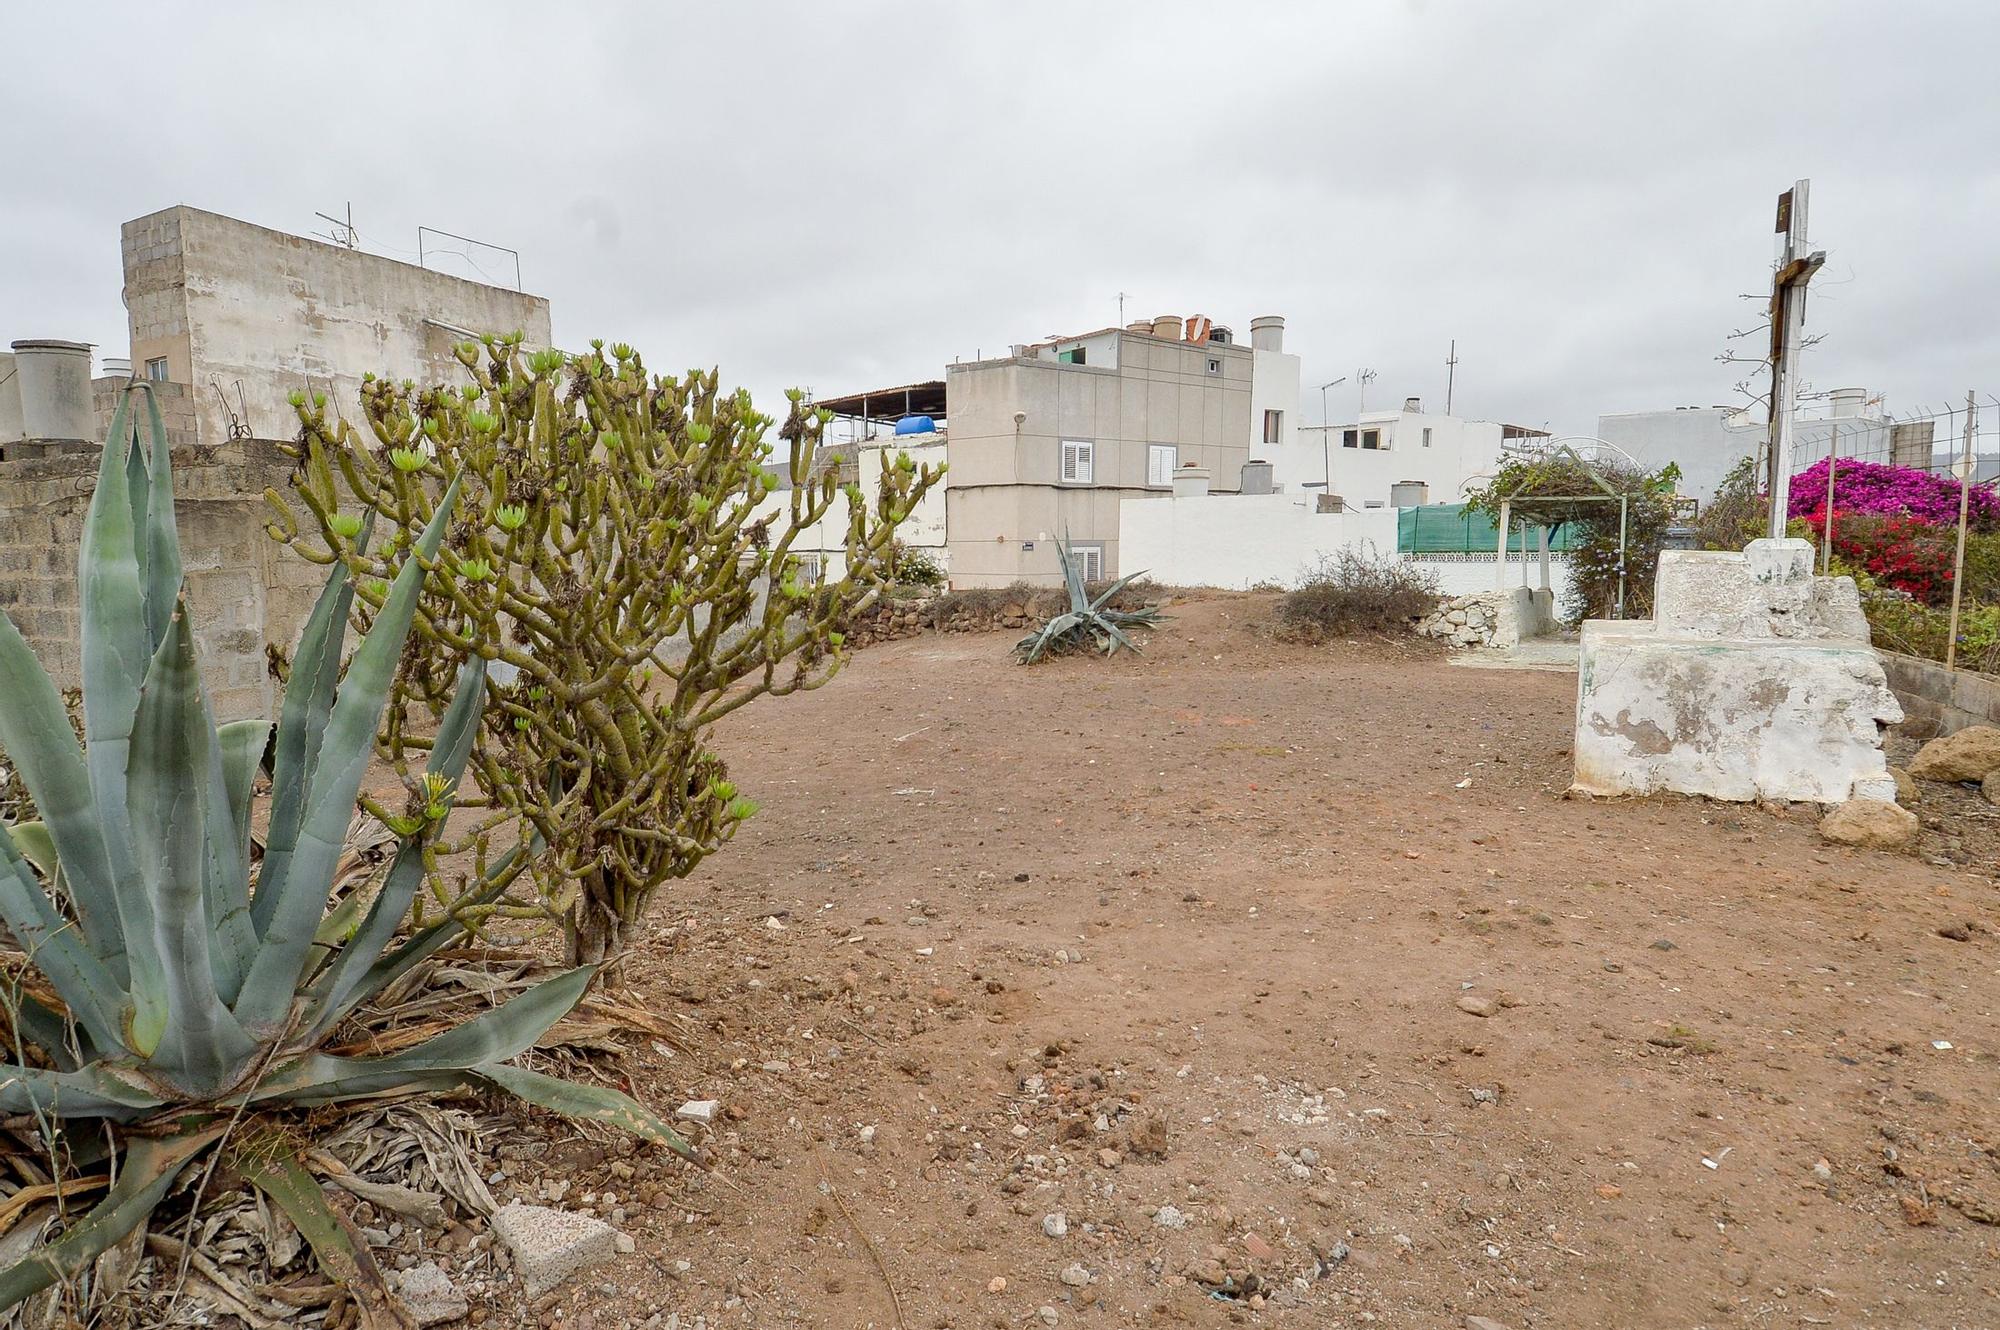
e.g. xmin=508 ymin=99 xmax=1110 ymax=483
xmin=1014 ymin=534 xmax=1166 ymax=663
xmin=0 ymin=388 xmax=691 ymax=1311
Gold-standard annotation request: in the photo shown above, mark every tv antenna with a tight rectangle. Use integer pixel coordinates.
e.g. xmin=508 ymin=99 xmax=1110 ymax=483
xmin=1356 ymin=367 xmax=1378 ymax=416
xmin=1444 ymin=339 xmax=1459 ymax=414
xmin=209 ymin=377 xmax=252 ymax=440
xmin=313 ymin=202 xmax=358 ymax=250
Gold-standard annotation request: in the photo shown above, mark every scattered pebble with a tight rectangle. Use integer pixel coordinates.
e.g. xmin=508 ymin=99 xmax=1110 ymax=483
xmin=1042 ymin=1212 xmax=1068 ymax=1239
xmin=1059 ymin=1263 xmax=1092 ymax=1287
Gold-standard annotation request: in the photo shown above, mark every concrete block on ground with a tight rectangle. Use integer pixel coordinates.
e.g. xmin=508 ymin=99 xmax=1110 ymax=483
xmin=1573 ymin=622 xmax=1902 ymax=803
xmin=490 ymin=1202 xmax=622 ymax=1298
xmin=393 ymin=1261 xmax=469 ymax=1327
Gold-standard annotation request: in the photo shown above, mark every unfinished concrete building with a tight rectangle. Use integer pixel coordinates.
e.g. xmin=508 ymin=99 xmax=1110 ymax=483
xmin=0 ymin=206 xmax=551 ymax=718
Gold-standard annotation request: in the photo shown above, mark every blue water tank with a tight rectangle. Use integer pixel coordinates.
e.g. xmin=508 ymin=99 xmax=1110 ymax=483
xmin=894 ymin=415 xmax=936 ymax=436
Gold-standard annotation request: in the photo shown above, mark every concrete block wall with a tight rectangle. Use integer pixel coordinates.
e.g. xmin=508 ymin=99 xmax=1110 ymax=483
xmin=1878 ymin=650 xmax=2000 ymax=740
xmin=0 ymin=439 xmax=311 ymax=721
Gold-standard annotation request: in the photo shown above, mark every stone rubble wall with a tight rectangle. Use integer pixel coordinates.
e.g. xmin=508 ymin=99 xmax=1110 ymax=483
xmin=1417 ymin=592 xmax=1505 ymax=648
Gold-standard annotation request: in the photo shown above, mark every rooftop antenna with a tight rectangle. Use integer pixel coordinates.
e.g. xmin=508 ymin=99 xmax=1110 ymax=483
xmin=1357 ymin=367 xmax=1378 ymax=416
xmin=1444 ymin=339 xmax=1458 ymax=414
xmin=1117 ymin=292 xmax=1130 ymax=325
xmin=209 ymin=377 xmax=252 ymax=440
xmin=312 ymin=202 xmax=358 ymax=249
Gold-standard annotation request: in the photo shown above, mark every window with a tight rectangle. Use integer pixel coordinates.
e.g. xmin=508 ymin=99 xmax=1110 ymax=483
xmin=1422 ymin=427 xmax=1433 ymax=449
xmin=1263 ymin=410 xmax=1283 ymax=445
xmin=145 ymin=357 xmax=169 ymax=382
xmin=1058 ymin=346 xmax=1086 ymax=365
xmin=1362 ymin=429 xmax=1382 ymax=450
xmin=1147 ymin=444 xmax=1178 ymax=487
xmin=1205 ymin=358 xmax=1221 ymax=375
xmin=1068 ymin=543 xmax=1106 ymax=583
xmin=796 ymin=553 xmax=824 ymax=586
xmin=1341 ymin=429 xmax=1359 ymax=450
xmin=1060 ymin=439 xmax=1094 ymax=484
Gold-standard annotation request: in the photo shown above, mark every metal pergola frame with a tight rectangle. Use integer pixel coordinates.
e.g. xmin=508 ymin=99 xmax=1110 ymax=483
xmin=1489 ymin=441 xmax=1652 ymax=619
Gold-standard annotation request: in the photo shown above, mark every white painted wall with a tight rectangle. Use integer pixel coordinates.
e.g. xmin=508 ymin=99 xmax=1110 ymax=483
xmin=1285 ymin=409 xmax=1506 ymax=509
xmin=1249 ymin=346 xmax=1300 ymax=481
xmin=1119 ymin=491 xmax=1578 ymax=599
xmin=752 ymin=432 xmax=949 ymax=581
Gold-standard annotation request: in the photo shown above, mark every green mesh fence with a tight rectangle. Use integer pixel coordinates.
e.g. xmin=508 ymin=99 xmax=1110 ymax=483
xmin=1397 ymin=503 xmax=1581 ymax=554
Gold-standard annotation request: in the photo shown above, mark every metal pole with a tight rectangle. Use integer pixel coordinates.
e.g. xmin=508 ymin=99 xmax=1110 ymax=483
xmin=1821 ymin=427 xmax=1839 ymax=573
xmin=1616 ymin=496 xmax=1629 ymax=619
xmin=1538 ymin=524 xmax=1551 ymax=592
xmin=1946 ymin=392 xmax=1977 ymax=673
xmin=1495 ymin=499 xmax=1511 ymax=591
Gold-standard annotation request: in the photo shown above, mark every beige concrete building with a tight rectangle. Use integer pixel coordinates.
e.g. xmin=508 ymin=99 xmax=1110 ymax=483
xmin=817 ymin=313 xmax=1301 ymax=588
xmin=0 ymin=206 xmax=552 ymax=717
xmin=124 ymin=205 xmax=551 ymax=447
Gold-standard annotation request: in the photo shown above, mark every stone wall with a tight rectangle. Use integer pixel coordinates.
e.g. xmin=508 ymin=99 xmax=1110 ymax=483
xmin=0 ymin=438 xmax=322 ymax=721
xmin=1417 ymin=586 xmax=1558 ymax=649
xmin=1878 ymin=650 xmax=2000 ymax=741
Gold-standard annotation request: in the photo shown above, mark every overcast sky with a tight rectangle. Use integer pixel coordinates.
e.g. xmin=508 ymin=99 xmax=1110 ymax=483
xmin=6 ymin=2 xmax=1995 ymax=436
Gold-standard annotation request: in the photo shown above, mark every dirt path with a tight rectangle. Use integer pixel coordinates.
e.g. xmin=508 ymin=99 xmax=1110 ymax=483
xmin=547 ymin=595 xmax=1997 ymax=1330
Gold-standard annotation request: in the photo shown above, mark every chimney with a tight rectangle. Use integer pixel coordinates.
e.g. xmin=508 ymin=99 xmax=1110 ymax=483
xmin=1249 ymin=316 xmax=1284 ymax=352
xmin=1403 ymin=396 xmax=1422 ymax=413
xmin=10 ymin=340 xmax=95 ymax=445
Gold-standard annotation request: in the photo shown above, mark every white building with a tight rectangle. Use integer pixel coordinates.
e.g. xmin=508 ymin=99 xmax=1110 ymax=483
xmin=1596 ymin=388 xmax=1931 ymax=510
xmin=751 ymin=427 xmax=948 ymax=585
xmin=1280 ymin=398 xmax=1546 ymax=511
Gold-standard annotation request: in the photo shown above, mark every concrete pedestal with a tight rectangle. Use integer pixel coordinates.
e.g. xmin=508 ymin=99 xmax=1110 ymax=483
xmin=1573 ymin=539 xmax=1900 ymax=803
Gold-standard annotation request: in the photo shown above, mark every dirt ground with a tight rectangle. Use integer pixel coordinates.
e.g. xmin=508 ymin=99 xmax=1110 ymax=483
xmin=511 ymin=594 xmax=1999 ymax=1330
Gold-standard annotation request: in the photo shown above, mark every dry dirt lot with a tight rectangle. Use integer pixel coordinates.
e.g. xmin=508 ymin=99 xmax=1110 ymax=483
xmin=523 ymin=594 xmax=1998 ymax=1330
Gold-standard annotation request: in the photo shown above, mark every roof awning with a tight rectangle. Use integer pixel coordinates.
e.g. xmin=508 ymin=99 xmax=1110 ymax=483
xmin=812 ymin=380 xmax=946 ymax=423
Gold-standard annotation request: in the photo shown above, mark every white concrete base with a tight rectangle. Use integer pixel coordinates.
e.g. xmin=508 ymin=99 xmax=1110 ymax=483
xmin=1572 ymin=539 xmax=1901 ymax=803
xmin=1573 ymin=622 xmax=1901 ymax=802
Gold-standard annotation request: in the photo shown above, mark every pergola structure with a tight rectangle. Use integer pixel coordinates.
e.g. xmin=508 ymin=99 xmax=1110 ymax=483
xmin=1489 ymin=440 xmax=1652 ymax=619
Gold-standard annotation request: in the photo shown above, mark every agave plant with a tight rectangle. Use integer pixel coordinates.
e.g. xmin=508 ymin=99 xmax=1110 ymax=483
xmin=0 ymin=387 xmax=691 ymax=1313
xmin=1013 ymin=534 xmax=1166 ymax=663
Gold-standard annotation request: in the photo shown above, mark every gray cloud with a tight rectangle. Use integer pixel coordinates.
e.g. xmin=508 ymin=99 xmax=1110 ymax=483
xmin=5 ymin=1 xmax=1995 ymax=437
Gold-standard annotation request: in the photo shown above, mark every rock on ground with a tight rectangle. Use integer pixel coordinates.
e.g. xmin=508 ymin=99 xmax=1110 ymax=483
xmin=490 ymin=1202 xmax=623 ymax=1297
xmin=393 ymin=1261 xmax=469 ymax=1328
xmin=1909 ymin=725 xmax=2000 ymax=783
xmin=1818 ymin=797 xmax=1918 ymax=850
xmin=1889 ymin=765 xmax=1918 ymax=805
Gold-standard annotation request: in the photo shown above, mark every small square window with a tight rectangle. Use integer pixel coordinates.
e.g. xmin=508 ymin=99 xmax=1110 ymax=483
xmin=1362 ymin=429 xmax=1381 ymax=450
xmin=1342 ymin=429 xmax=1359 ymax=450
xmin=1147 ymin=444 xmax=1178 ymax=487
xmin=1068 ymin=543 xmax=1106 ymax=582
xmin=145 ymin=357 xmax=169 ymax=382
xmin=1206 ymin=358 xmax=1221 ymax=375
xmin=796 ymin=553 xmax=824 ymax=586
xmin=1060 ymin=439 xmax=1094 ymax=484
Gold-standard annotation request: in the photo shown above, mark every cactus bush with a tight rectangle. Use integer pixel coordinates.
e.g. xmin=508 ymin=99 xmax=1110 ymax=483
xmin=0 ymin=388 xmax=691 ymax=1313
xmin=268 ymin=338 xmax=941 ymax=963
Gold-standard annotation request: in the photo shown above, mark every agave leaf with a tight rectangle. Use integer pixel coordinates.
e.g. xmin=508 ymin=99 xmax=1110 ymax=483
xmin=3 ymin=990 xmax=88 ymax=1072
xmin=0 ymin=828 xmax=124 ymax=1052
xmin=78 ymin=393 xmax=162 ymax=1034
xmin=477 ymin=1062 xmax=698 ymax=1162
xmin=303 ymin=659 xmax=487 ymax=1039
xmin=354 ymin=839 xmax=532 ymax=1013
xmin=255 ymin=540 xmax=365 ymax=939
xmin=236 ymin=1147 xmax=413 ymax=1330
xmin=0 ymin=1121 xmax=224 ymax=1312
xmin=1088 ymin=568 xmax=1149 ymax=613
xmin=1056 ymin=532 xmax=1089 ymax=609
xmin=123 ymin=422 xmax=151 ymax=630
xmin=253 ymin=965 xmax=594 ymax=1104
xmin=128 ymin=610 xmax=256 ymax=1091
xmin=236 ymin=480 xmax=460 ymax=1036
xmin=0 ymin=607 xmax=125 ymax=982
xmin=0 ymin=1061 xmax=167 ymax=1119
xmin=1095 ymin=614 xmax=1140 ymax=656
xmin=4 ymin=824 xmax=56 ymax=882
xmin=216 ymin=719 xmax=270 ymax=866
xmin=137 ymin=385 xmax=185 ymax=653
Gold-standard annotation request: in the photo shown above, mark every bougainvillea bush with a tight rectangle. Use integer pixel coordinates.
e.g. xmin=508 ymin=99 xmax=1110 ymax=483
xmin=1787 ymin=457 xmax=2000 ymax=530
xmin=1805 ymin=510 xmax=1961 ymax=604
